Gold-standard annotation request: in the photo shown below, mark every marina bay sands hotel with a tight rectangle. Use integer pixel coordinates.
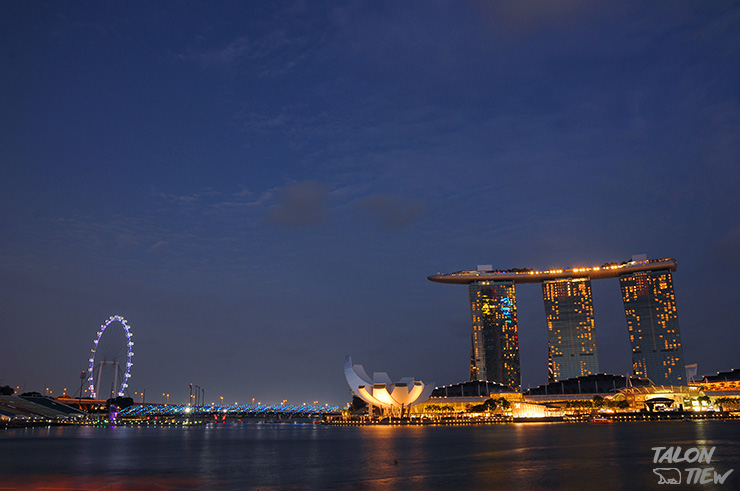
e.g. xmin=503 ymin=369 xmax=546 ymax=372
xmin=428 ymin=256 xmax=685 ymax=389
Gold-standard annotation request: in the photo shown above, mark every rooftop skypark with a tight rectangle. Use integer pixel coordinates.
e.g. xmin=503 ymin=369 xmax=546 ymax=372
xmin=428 ymin=257 xmax=677 ymax=285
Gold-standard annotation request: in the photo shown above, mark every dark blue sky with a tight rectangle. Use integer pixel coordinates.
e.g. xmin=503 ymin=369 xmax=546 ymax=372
xmin=2 ymin=1 xmax=739 ymax=405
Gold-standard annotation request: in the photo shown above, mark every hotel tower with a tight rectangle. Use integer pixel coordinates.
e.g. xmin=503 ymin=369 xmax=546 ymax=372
xmin=468 ymin=281 xmax=520 ymax=389
xmin=542 ymin=278 xmax=599 ymax=382
xmin=620 ymin=269 xmax=685 ymax=385
xmin=429 ymin=257 xmax=685 ymax=388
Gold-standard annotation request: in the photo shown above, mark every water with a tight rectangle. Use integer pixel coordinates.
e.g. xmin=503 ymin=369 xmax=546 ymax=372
xmin=2 ymin=421 xmax=739 ymax=489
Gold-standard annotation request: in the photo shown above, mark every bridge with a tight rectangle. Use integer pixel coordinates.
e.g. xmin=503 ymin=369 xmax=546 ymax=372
xmin=117 ymin=402 xmax=343 ymax=420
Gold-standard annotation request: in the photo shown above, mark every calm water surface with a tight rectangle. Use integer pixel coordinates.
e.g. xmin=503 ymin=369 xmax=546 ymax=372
xmin=2 ymin=421 xmax=739 ymax=490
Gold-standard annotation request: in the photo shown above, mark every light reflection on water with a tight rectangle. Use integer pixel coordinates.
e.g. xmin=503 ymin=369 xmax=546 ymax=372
xmin=1 ymin=421 xmax=739 ymax=489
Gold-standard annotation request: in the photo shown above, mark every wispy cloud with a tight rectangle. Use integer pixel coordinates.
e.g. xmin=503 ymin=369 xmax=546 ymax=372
xmin=267 ymin=181 xmax=331 ymax=227
xmin=355 ymin=194 xmax=425 ymax=231
xmin=154 ymin=189 xmax=221 ymax=206
xmin=147 ymin=240 xmax=168 ymax=253
xmin=181 ymin=30 xmax=294 ymax=68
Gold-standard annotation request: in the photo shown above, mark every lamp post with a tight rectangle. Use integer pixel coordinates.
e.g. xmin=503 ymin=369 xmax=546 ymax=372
xmin=78 ymin=371 xmax=85 ymax=406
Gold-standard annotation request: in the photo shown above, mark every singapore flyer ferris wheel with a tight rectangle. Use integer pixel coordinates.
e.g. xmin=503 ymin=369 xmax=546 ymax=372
xmin=87 ymin=315 xmax=134 ymax=399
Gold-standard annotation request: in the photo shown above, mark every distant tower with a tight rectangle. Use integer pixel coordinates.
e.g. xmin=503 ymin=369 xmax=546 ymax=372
xmin=468 ymin=281 xmax=520 ymax=389
xmin=542 ymin=278 xmax=599 ymax=382
xmin=620 ymin=269 xmax=685 ymax=385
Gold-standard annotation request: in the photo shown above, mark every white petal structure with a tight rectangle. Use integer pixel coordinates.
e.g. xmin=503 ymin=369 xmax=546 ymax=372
xmin=344 ymin=356 xmax=434 ymax=415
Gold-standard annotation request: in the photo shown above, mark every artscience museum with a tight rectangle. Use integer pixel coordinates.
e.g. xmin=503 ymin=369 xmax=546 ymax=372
xmin=344 ymin=356 xmax=434 ymax=417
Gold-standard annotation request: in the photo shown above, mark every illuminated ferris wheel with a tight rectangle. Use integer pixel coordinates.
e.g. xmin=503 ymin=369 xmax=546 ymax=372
xmin=87 ymin=315 xmax=134 ymax=399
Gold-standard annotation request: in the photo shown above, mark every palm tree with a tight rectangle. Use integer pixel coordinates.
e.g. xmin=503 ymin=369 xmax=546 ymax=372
xmin=592 ymin=395 xmax=605 ymax=409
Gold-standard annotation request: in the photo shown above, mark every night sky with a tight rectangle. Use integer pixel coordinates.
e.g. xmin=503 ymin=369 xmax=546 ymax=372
xmin=2 ymin=1 xmax=739 ymax=406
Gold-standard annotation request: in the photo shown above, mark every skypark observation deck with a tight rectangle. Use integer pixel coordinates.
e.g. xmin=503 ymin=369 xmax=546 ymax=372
xmin=429 ymin=257 xmax=685 ymax=389
xmin=427 ymin=258 xmax=677 ymax=285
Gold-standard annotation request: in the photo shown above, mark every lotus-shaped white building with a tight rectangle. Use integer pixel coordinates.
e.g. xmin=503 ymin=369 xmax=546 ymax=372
xmin=344 ymin=356 xmax=434 ymax=417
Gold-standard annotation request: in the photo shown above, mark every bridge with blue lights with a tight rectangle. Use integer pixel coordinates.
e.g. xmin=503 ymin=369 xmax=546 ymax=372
xmin=118 ymin=403 xmax=343 ymax=420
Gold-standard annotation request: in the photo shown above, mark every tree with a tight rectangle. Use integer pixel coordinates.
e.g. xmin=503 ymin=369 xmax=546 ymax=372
xmin=592 ymin=395 xmax=605 ymax=409
xmin=0 ymin=385 xmax=14 ymax=396
xmin=349 ymin=395 xmax=368 ymax=414
xmin=467 ymin=398 xmax=497 ymax=413
xmin=483 ymin=398 xmax=497 ymax=411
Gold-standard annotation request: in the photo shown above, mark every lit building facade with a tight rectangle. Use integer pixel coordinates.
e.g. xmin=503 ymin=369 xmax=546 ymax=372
xmin=620 ymin=269 xmax=685 ymax=385
xmin=542 ymin=278 xmax=599 ymax=382
xmin=430 ymin=258 xmax=686 ymax=390
xmin=468 ymin=281 xmax=520 ymax=389
xmin=344 ymin=356 xmax=434 ymax=417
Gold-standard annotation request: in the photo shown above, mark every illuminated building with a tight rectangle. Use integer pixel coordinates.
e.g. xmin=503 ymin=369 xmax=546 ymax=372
xmin=618 ymin=385 xmax=702 ymax=411
xmin=429 ymin=257 xmax=686 ymax=388
xmin=620 ymin=269 xmax=685 ymax=385
xmin=542 ymin=278 xmax=599 ymax=382
xmin=468 ymin=281 xmax=520 ymax=389
xmin=431 ymin=380 xmax=516 ymax=397
xmin=694 ymin=368 xmax=740 ymax=391
xmin=411 ymin=380 xmax=521 ymax=415
xmin=343 ymin=356 xmax=434 ymax=416
xmin=510 ymin=401 xmax=564 ymax=420
xmin=525 ymin=373 xmax=652 ymax=396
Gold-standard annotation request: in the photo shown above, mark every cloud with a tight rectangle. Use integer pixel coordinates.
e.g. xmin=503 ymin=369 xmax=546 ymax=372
xmin=115 ymin=233 xmax=140 ymax=248
xmin=355 ymin=194 xmax=424 ymax=231
xmin=267 ymin=181 xmax=331 ymax=227
xmin=147 ymin=240 xmax=168 ymax=253
xmin=154 ymin=189 xmax=221 ymax=206
xmin=474 ymin=0 xmax=606 ymax=37
xmin=178 ymin=29 xmax=300 ymax=76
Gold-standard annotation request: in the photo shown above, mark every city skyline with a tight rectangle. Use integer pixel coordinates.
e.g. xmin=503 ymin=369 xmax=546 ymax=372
xmin=2 ymin=2 xmax=739 ymax=405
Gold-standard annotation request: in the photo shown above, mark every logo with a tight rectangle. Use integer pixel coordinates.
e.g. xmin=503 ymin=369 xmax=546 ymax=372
xmin=653 ymin=468 xmax=681 ymax=484
xmin=652 ymin=447 xmax=734 ymax=485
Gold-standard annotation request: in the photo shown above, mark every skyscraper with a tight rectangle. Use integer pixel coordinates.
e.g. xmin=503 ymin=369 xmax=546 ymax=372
xmin=430 ymin=257 xmax=683 ymax=390
xmin=620 ymin=269 xmax=685 ymax=385
xmin=468 ymin=281 xmax=520 ymax=389
xmin=542 ymin=278 xmax=599 ymax=382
